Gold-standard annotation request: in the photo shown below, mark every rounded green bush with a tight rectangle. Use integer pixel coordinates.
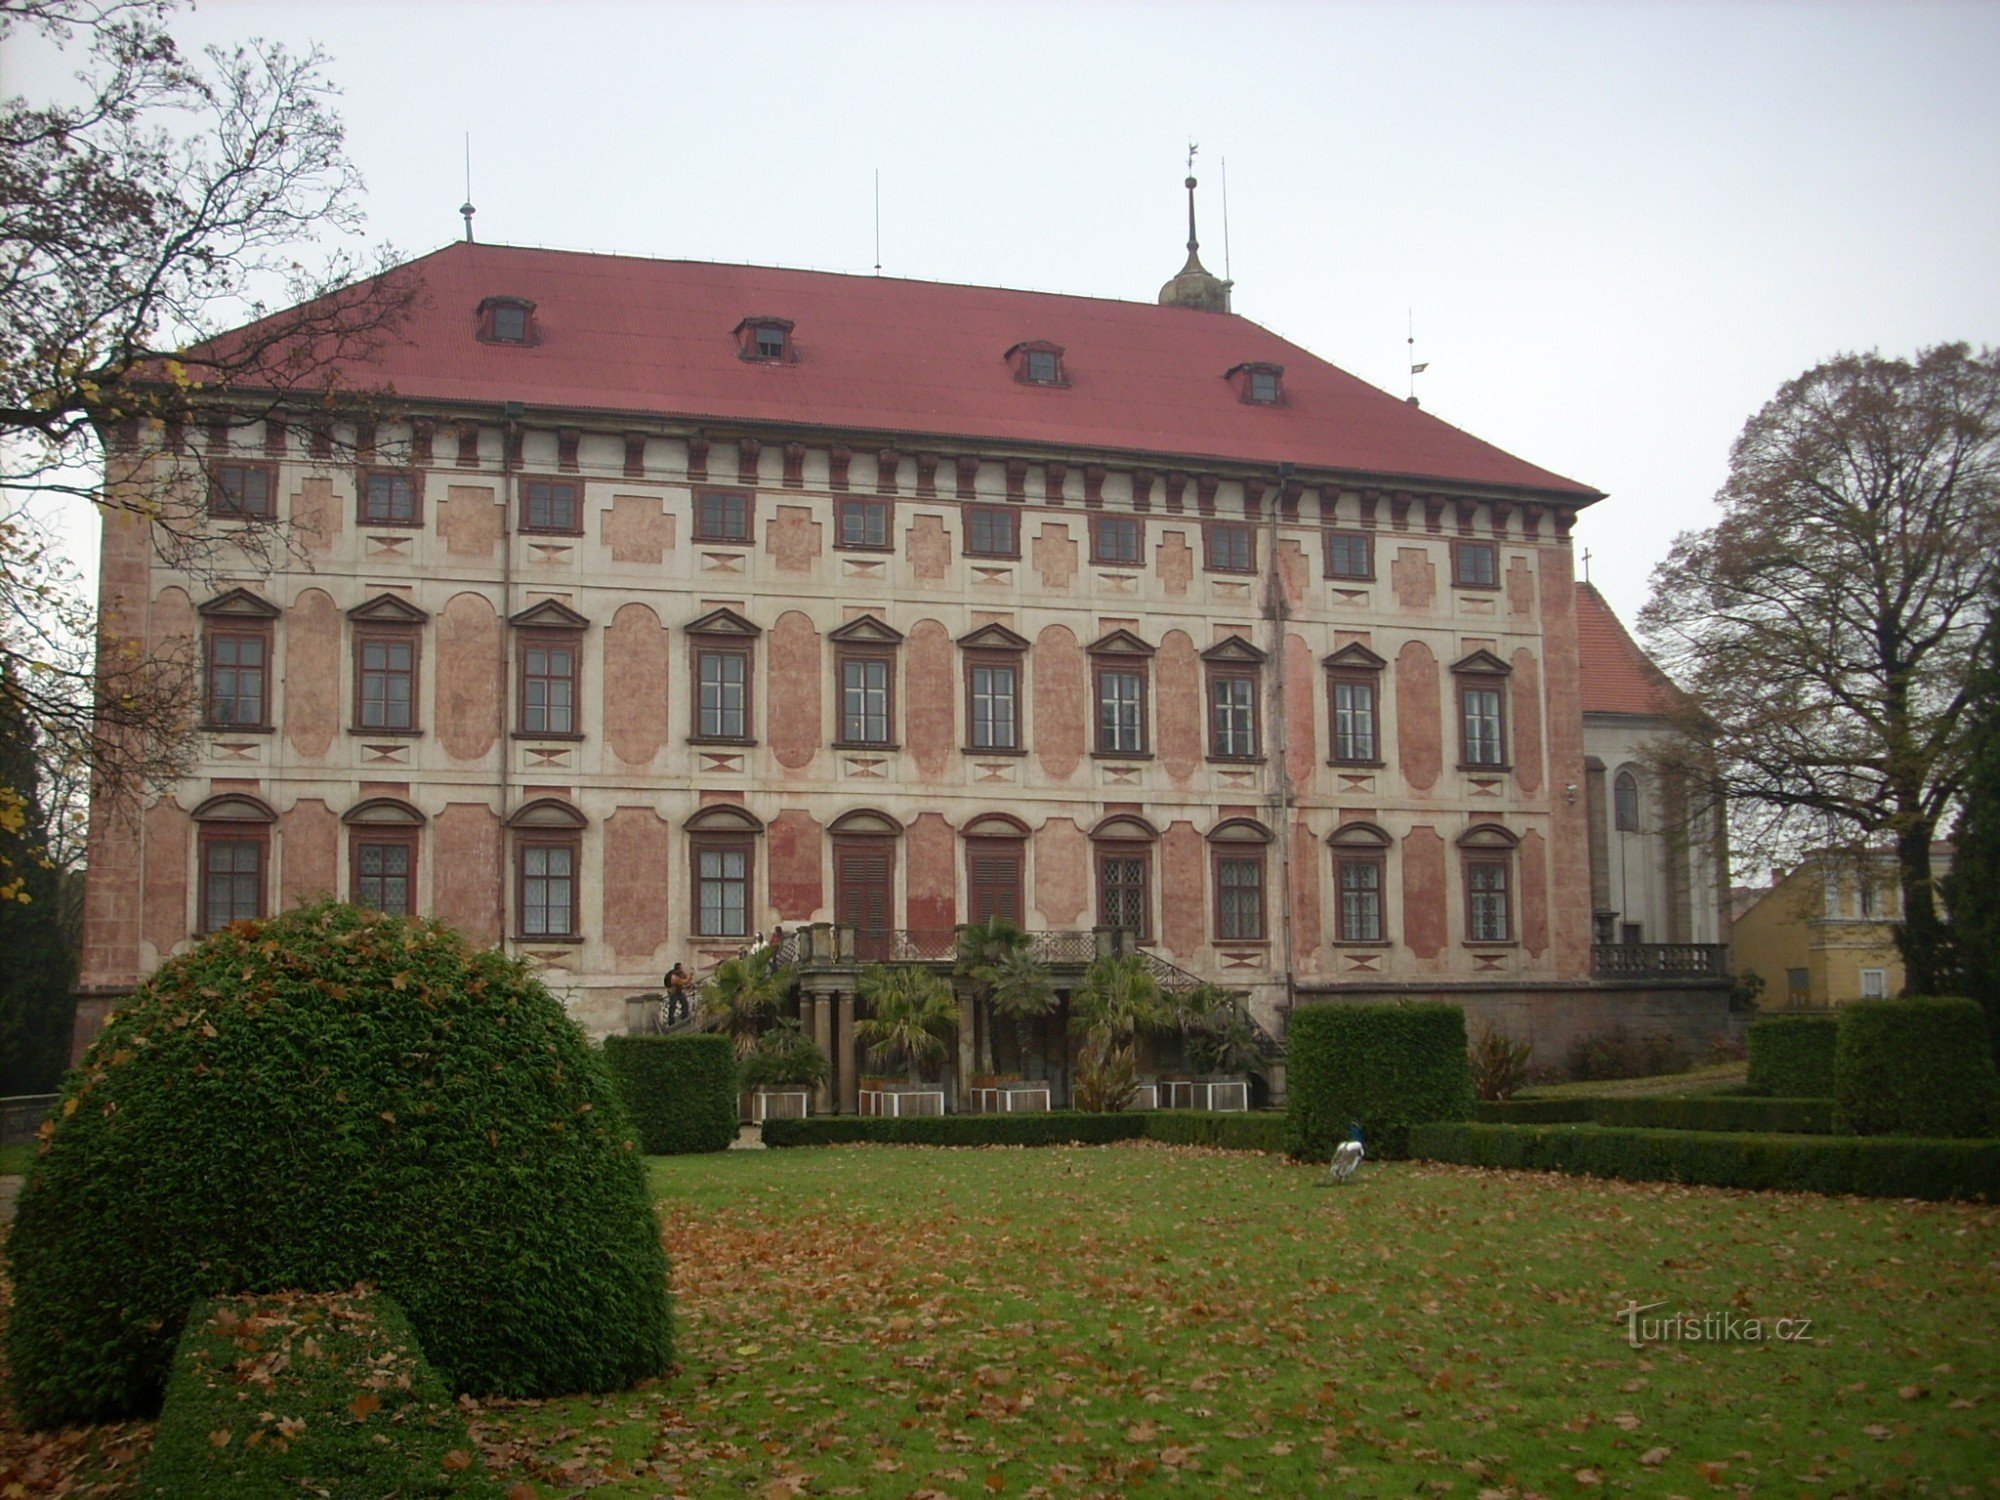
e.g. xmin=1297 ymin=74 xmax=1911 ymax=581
xmin=4 ymin=901 xmax=673 ymax=1427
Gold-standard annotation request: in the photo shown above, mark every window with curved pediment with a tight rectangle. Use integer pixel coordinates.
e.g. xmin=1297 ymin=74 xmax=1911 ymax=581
xmin=193 ymin=794 xmax=276 ymax=933
xmin=344 ymin=799 xmax=425 ymax=917
xmin=686 ymin=805 xmax=764 ymax=940
xmin=1458 ymin=823 xmax=1519 ymax=945
xmin=1092 ymin=815 xmax=1157 ymax=943
xmin=509 ymin=799 xmax=586 ymax=941
xmin=1208 ymin=818 xmax=1273 ymax=943
xmin=1328 ymin=822 xmax=1392 ymax=945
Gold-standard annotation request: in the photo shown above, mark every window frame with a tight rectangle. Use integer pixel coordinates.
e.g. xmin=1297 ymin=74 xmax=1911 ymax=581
xmin=1458 ymin=823 xmax=1519 ymax=947
xmin=691 ymin=834 xmax=755 ymax=939
xmin=1335 ymin=852 xmax=1387 ymax=945
xmin=515 ymin=833 xmax=581 ymax=941
xmin=1329 ymin=672 xmax=1381 ymax=766
xmin=693 ymin=487 xmax=755 ymax=545
xmin=836 ymin=647 xmax=898 ymax=749
xmin=835 ymin=495 xmax=894 ymax=552
xmin=1205 ymin=664 xmax=1261 ymax=761
xmin=1213 ymin=849 xmax=1267 ymax=942
xmin=1452 ymin=651 xmax=1512 ymax=771
xmin=207 ymin=460 xmax=277 ymax=520
xmin=351 ymin=828 xmax=419 ymax=917
xmin=353 ymin=625 xmax=421 ymax=734
xmin=477 ymin=296 xmax=538 ymax=346
xmin=964 ymin=653 xmax=1022 ymax=753
xmin=693 ymin=643 xmax=754 ymax=743
xmin=1613 ymin=770 xmax=1641 ymax=831
xmin=202 ymin=621 xmax=273 ymax=731
xmin=1325 ymin=530 xmax=1375 ymax=581
xmin=964 ymin=505 xmax=1020 ymax=560
xmin=358 ymin=467 xmax=424 ymax=527
xmin=1204 ymin=520 xmax=1256 ymax=575
xmin=1093 ymin=662 xmax=1149 ymax=757
xmin=197 ymin=825 xmax=268 ymax=933
xmin=1090 ymin=513 xmax=1144 ymax=568
xmin=1094 ymin=840 xmax=1153 ymax=944
xmin=520 ymin=475 xmax=583 ymax=536
xmin=1452 ymin=538 xmax=1500 ymax=590
xmin=517 ymin=629 xmax=582 ymax=739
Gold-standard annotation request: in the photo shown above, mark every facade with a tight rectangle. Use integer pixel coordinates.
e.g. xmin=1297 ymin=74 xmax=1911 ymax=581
xmin=1734 ymin=848 xmax=1949 ymax=1007
xmin=77 ymin=214 xmax=1632 ymax=1097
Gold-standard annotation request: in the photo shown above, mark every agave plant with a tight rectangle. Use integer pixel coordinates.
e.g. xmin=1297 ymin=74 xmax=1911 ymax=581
xmin=854 ymin=964 xmax=958 ymax=1083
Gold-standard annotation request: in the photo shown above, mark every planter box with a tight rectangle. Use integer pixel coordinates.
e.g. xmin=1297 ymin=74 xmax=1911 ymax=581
xmin=859 ymin=1086 xmax=945 ymax=1118
xmin=749 ymin=1088 xmax=811 ymax=1123
xmin=1127 ymin=1083 xmax=1160 ymax=1112
xmin=1164 ymin=1077 xmax=1248 ymax=1112
xmin=968 ymin=1084 xmax=1052 ymax=1114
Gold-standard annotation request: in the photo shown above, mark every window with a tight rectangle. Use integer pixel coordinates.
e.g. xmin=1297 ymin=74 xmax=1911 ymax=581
xmin=1249 ymin=369 xmax=1280 ymax=403
xmin=1026 ymin=349 xmax=1059 ymax=384
xmin=1324 ymin=644 xmax=1386 ymax=765
xmin=1459 ymin=823 xmax=1518 ymax=944
xmin=1620 ymin=921 xmax=1644 ymax=945
xmin=968 ymin=661 xmax=1019 ymax=749
xmin=1099 ymin=850 xmax=1151 ymax=941
xmin=685 ymin=608 xmax=761 ymax=744
xmin=353 ymin=834 xmax=416 ymax=916
xmin=1088 ymin=630 xmax=1154 ymax=757
xmin=1338 ymin=856 xmax=1384 ymax=943
xmin=1453 ymin=539 xmax=1499 ymax=589
xmin=1613 ymin=771 xmax=1640 ymax=831
xmin=520 ymin=637 xmax=578 ymax=735
xmin=208 ymin=461 xmax=275 ymax=519
xmin=519 ymin=840 xmax=577 ymax=937
xmin=203 ymin=628 xmax=270 ymax=728
xmin=1452 ymin=651 xmax=1511 ymax=769
xmin=201 ymin=837 xmax=265 ymax=932
xmin=1329 ymin=823 xmax=1391 ymax=945
xmin=1860 ymin=967 xmax=1888 ymax=999
xmin=837 ymin=496 xmax=892 ymax=550
xmin=1206 ymin=521 xmax=1255 ymax=574
xmin=697 ymin=843 xmax=750 ymax=937
xmin=755 ymin=325 xmax=787 ymax=359
xmin=522 ymin=477 xmax=581 ymax=534
xmin=1857 ymin=879 xmax=1877 ymax=919
xmin=357 ymin=634 xmax=416 ymax=730
xmin=1326 ymin=531 xmax=1374 ymax=581
xmin=735 ymin=315 xmax=795 ymax=362
xmin=830 ymin=616 xmax=904 ymax=749
xmin=1091 ymin=514 xmax=1143 ymax=567
xmin=1209 ymin=819 xmax=1273 ymax=943
xmin=359 ymin=469 xmax=421 ymax=525
xmin=478 ymin=296 xmax=537 ymax=345
xmin=192 ymin=794 xmax=275 ymax=934
xmin=1227 ymin=360 xmax=1285 ymax=405
xmin=694 ymin=488 xmax=753 ymax=543
xmin=1201 ymin=637 xmax=1267 ymax=761
xmin=1008 ymin=339 xmax=1068 ymax=387
xmin=1786 ymin=967 xmax=1810 ymax=999
xmin=965 ymin=505 xmax=1019 ymax=559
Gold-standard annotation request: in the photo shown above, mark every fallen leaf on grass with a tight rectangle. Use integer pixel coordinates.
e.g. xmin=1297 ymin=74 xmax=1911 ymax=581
xmin=1638 ymin=1446 xmax=1670 ymax=1466
xmin=348 ymin=1393 xmax=381 ymax=1421
xmin=441 ymin=1449 xmax=472 ymax=1472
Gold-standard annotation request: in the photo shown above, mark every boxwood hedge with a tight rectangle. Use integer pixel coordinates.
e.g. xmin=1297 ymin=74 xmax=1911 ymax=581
xmin=602 ymin=1033 xmax=739 ymax=1154
xmin=4 ymin=902 xmax=673 ymax=1427
xmin=1411 ymin=1121 xmax=2000 ymax=1202
xmin=1589 ymin=1095 xmax=1835 ymax=1134
xmin=1286 ymin=1001 xmax=1473 ymax=1160
xmin=1747 ymin=1013 xmax=1838 ymax=1098
xmin=142 ymin=1289 xmax=494 ymax=1499
xmin=1141 ymin=1110 xmax=1290 ymax=1153
xmin=1835 ymin=997 xmax=1999 ymax=1138
xmin=763 ymin=1111 xmax=1148 ymax=1148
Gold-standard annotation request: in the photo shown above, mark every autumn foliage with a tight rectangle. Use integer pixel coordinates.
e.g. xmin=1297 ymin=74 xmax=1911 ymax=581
xmin=4 ymin=901 xmax=672 ymax=1427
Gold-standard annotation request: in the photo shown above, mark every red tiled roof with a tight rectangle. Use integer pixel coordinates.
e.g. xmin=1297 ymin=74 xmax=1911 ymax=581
xmin=247 ymin=242 xmax=1600 ymax=499
xmin=1575 ymin=583 xmax=1680 ymax=716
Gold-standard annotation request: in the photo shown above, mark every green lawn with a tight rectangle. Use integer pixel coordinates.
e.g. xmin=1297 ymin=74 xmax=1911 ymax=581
xmin=459 ymin=1142 xmax=1998 ymax=1497
xmin=0 ymin=1143 xmax=35 ymax=1178
xmin=1521 ymin=1060 xmax=1751 ymax=1099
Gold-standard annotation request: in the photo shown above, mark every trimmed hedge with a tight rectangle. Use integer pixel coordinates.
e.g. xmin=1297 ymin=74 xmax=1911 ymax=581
xmin=1835 ymin=997 xmax=1999 ymax=1138
xmin=1410 ymin=1122 xmax=2000 ymax=1202
xmin=4 ymin=902 xmax=672 ymax=1427
xmin=1590 ymin=1095 xmax=1835 ymax=1135
xmin=143 ymin=1289 xmax=494 ymax=1499
xmin=602 ymin=1034 xmax=739 ymax=1154
xmin=1286 ymin=1002 xmax=1473 ymax=1160
xmin=1142 ymin=1110 xmax=1289 ymax=1153
xmin=1747 ymin=1013 xmax=1838 ymax=1098
xmin=763 ymin=1111 xmax=1147 ymax=1148
xmin=1474 ymin=1099 xmax=1594 ymax=1125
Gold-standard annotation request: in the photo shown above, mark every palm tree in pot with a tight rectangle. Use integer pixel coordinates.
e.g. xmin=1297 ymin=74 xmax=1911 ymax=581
xmin=1070 ymin=953 xmax=1169 ymax=1112
xmin=854 ymin=964 xmax=958 ymax=1087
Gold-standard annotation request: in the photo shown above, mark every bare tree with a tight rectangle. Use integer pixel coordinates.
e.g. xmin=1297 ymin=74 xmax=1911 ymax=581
xmin=0 ymin=0 xmax=418 ymax=836
xmin=1641 ymin=344 xmax=2000 ymax=993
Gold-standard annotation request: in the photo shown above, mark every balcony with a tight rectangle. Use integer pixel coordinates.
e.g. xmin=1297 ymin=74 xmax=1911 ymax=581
xmin=1591 ymin=943 xmax=1729 ymax=981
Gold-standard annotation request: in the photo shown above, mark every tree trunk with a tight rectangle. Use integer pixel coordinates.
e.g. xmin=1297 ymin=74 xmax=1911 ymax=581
xmin=1893 ymin=815 xmax=1955 ymax=996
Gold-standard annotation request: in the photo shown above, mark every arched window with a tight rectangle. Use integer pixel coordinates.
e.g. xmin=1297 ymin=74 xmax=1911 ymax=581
xmin=1091 ymin=814 xmax=1159 ymax=942
xmin=1327 ymin=822 xmax=1393 ymax=945
xmin=343 ymin=798 xmax=427 ymax=917
xmin=508 ymin=798 xmax=588 ymax=941
xmin=1613 ymin=770 xmax=1641 ymax=831
xmin=1207 ymin=818 xmax=1274 ymax=943
xmin=685 ymin=804 xmax=765 ymax=941
xmin=962 ymin=813 xmax=1030 ymax=929
xmin=1457 ymin=823 xmax=1520 ymax=945
xmin=191 ymin=794 xmax=277 ymax=932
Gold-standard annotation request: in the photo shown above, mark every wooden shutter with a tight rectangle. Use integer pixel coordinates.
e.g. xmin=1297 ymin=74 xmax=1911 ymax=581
xmin=966 ymin=839 xmax=1024 ymax=925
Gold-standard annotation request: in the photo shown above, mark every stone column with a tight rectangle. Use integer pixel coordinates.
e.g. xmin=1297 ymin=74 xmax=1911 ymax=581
xmin=811 ymin=988 xmax=834 ymax=1115
xmin=957 ymin=989 xmax=976 ymax=1110
xmin=838 ymin=989 xmax=858 ymax=1115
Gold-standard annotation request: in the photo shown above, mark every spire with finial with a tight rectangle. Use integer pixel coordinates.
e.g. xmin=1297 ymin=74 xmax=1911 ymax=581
xmin=1158 ymin=143 xmax=1232 ymax=313
xmin=460 ymin=134 xmax=477 ymax=243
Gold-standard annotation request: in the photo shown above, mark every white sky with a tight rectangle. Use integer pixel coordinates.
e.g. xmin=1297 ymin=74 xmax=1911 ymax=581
xmin=16 ymin=0 xmax=2000 ymax=634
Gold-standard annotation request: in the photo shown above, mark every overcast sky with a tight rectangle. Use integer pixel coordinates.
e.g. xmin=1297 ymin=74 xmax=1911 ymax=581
xmin=15 ymin=0 xmax=2000 ymax=634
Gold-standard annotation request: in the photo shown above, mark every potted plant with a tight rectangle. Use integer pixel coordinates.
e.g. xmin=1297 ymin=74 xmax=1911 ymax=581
xmin=1069 ymin=954 xmax=1170 ymax=1113
xmin=737 ymin=1019 xmax=830 ymax=1122
xmin=1175 ymin=982 xmax=1259 ymax=1110
xmin=855 ymin=964 xmax=957 ymax=1114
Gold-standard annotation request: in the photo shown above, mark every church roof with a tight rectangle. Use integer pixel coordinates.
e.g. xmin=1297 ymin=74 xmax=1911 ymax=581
xmin=1575 ymin=583 xmax=1680 ymax=717
xmin=230 ymin=240 xmax=1599 ymax=500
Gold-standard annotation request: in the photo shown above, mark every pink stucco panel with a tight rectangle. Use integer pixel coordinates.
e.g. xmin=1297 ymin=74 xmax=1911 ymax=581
xmin=1276 ymin=539 xmax=1310 ymax=611
xmin=1031 ymin=624 xmax=1086 ymax=781
xmin=433 ymin=803 xmax=502 ymax=947
xmin=1156 ymin=531 xmax=1193 ymax=597
xmin=1507 ymin=555 xmax=1536 ymax=618
xmin=291 ymin=476 xmax=340 ymax=554
xmin=1392 ymin=546 xmax=1437 ymax=611
xmin=1160 ymin=820 xmax=1206 ymax=962
xmin=1034 ymin=817 xmax=1087 ymax=928
xmin=148 ymin=586 xmax=195 ymax=689
xmin=1402 ymin=825 xmax=1448 ymax=966
xmin=1520 ymin=828 xmax=1550 ymax=960
xmin=767 ymin=809 xmax=824 ymax=921
xmin=438 ymin=484 xmax=500 ymax=559
xmin=1510 ymin=648 xmax=1545 ymax=796
xmin=283 ymin=587 xmax=340 ymax=761
xmin=1284 ymin=631 xmax=1317 ymax=793
xmin=1290 ymin=818 xmax=1323 ymax=972
xmin=141 ymin=798 xmax=190 ymax=958
xmin=435 ymin=592 xmax=504 ymax=763
xmin=602 ymin=494 xmax=676 ymax=565
xmin=603 ymin=807 xmax=672 ymax=966
xmin=1539 ymin=547 xmax=1592 ymax=975
xmin=905 ymin=811 xmax=957 ymax=933
xmin=603 ymin=602 xmax=670 ymax=768
xmin=906 ymin=514 xmax=951 ymax=584
xmin=904 ymin=618 xmax=955 ymax=781
xmin=1032 ymin=522 xmax=1077 ymax=591
xmin=766 ymin=504 xmax=821 ymax=574
xmin=1156 ymin=629 xmax=1202 ymax=786
xmin=1396 ymin=640 xmax=1442 ymax=792
xmin=280 ymin=798 xmax=339 ymax=910
xmin=769 ymin=610 xmax=823 ymax=773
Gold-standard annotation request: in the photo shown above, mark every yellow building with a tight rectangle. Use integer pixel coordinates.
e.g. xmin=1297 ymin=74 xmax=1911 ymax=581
xmin=1732 ymin=848 xmax=1951 ymax=1006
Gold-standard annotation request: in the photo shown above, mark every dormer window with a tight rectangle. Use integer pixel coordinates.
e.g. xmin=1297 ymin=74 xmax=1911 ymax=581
xmin=1006 ymin=340 xmax=1068 ymax=388
xmin=734 ymin=316 xmax=795 ymax=363
xmin=478 ymin=296 xmax=538 ymax=346
xmin=1226 ymin=361 xmax=1285 ymax=405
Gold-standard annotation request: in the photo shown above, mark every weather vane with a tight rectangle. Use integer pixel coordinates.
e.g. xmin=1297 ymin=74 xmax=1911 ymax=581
xmin=1187 ymin=141 xmax=1198 ymax=176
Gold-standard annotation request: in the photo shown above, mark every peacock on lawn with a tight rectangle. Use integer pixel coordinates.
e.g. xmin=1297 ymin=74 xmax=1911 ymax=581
xmin=1327 ymin=1121 xmax=1365 ymax=1184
